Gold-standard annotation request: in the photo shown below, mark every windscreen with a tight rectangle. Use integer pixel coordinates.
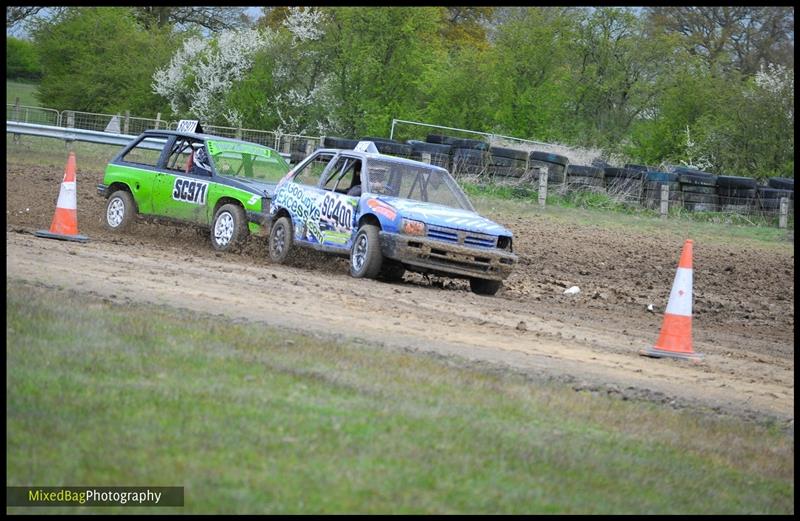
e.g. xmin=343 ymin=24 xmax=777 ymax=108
xmin=366 ymin=159 xmax=474 ymax=211
xmin=206 ymin=139 xmax=290 ymax=182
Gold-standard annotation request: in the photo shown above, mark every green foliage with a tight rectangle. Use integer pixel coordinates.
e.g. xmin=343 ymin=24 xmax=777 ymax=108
xmin=22 ymin=6 xmax=793 ymax=182
xmin=6 ymin=37 xmax=42 ymax=81
xmin=32 ymin=7 xmax=179 ymax=115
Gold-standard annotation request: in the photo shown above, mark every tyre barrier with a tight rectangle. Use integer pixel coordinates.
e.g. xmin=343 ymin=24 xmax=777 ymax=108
xmin=604 ymin=167 xmax=642 ymax=199
xmin=641 ymin=173 xmax=681 ymax=209
xmin=565 ymin=165 xmax=604 ymax=192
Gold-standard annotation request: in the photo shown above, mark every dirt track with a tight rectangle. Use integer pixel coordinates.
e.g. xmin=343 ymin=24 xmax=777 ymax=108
xmin=6 ymin=163 xmax=795 ymax=425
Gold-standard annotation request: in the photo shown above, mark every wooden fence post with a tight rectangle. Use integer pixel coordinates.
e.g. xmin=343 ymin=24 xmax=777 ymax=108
xmin=538 ymin=170 xmax=548 ymax=208
xmin=421 ymin=152 xmax=431 ymax=164
xmin=660 ymin=184 xmax=669 ymax=219
xmin=155 ymin=112 xmax=161 ymax=130
xmin=124 ymin=110 xmax=130 ymax=134
xmin=778 ymin=197 xmax=789 ymax=229
xmin=13 ymin=97 xmax=20 ymax=143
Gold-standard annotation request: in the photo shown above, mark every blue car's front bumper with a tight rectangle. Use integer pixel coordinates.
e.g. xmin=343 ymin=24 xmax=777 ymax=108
xmin=378 ymin=231 xmax=517 ymax=281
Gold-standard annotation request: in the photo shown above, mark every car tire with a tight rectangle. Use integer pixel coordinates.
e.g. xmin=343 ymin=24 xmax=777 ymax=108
xmin=350 ymin=224 xmax=383 ymax=279
xmin=269 ymin=216 xmax=293 ymax=264
xmin=470 ymin=278 xmax=503 ymax=296
xmin=105 ymin=190 xmax=136 ymax=232
xmin=211 ymin=204 xmax=248 ymax=252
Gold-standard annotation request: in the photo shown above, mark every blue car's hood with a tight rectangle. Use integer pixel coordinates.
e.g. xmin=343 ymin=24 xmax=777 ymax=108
xmin=376 ymin=196 xmax=512 ymax=236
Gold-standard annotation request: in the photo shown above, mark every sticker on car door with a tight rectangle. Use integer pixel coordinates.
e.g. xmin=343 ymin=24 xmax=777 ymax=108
xmin=172 ymin=177 xmax=209 ymax=205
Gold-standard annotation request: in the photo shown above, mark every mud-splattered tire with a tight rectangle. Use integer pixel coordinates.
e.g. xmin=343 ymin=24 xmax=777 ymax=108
xmin=350 ymin=224 xmax=383 ymax=279
xmin=470 ymin=278 xmax=503 ymax=296
xmin=269 ymin=216 xmax=293 ymax=264
xmin=105 ymin=190 xmax=136 ymax=232
xmin=211 ymin=204 xmax=247 ymax=252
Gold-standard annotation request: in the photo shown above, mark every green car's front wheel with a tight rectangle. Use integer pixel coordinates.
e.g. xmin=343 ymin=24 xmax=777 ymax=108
xmin=211 ymin=204 xmax=247 ymax=252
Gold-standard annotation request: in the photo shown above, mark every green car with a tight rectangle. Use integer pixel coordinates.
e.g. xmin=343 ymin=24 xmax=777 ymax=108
xmin=97 ymin=129 xmax=291 ymax=251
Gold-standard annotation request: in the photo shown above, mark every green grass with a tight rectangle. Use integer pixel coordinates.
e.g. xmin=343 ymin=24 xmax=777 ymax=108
xmin=7 ymin=80 xmax=41 ymax=106
xmin=6 ymin=281 xmax=793 ymax=514
xmin=7 ymin=134 xmax=122 ymax=173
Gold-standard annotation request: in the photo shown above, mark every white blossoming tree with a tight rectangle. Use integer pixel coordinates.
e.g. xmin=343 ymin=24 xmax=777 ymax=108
xmin=152 ymin=27 xmax=272 ymax=126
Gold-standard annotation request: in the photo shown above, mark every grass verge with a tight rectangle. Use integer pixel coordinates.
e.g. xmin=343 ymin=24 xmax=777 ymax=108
xmin=6 ymin=280 xmax=794 ymax=514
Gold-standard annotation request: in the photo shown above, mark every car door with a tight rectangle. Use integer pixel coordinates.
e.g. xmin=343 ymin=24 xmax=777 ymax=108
xmin=316 ymin=155 xmax=361 ymax=250
xmin=153 ymin=137 xmax=213 ymax=223
xmin=112 ymin=134 xmax=170 ymax=215
xmin=273 ymin=151 xmax=338 ymax=245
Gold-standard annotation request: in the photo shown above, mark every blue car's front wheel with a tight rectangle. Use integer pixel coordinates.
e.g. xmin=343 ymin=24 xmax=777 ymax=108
xmin=350 ymin=224 xmax=383 ymax=279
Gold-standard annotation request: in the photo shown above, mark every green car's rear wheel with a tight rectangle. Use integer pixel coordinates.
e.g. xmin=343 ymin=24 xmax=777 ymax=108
xmin=105 ymin=190 xmax=136 ymax=232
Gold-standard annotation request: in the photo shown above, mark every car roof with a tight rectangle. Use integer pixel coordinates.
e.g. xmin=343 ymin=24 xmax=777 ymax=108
xmin=314 ymin=147 xmax=449 ymax=173
xmin=142 ymin=129 xmax=274 ymax=148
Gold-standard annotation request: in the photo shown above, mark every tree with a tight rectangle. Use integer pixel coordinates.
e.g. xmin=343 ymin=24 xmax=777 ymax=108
xmin=132 ymin=7 xmax=250 ymax=32
xmin=6 ymin=36 xmax=41 ymax=81
xmin=33 ymin=7 xmax=178 ymax=114
xmin=646 ymin=7 xmax=794 ymax=75
xmin=6 ymin=7 xmax=43 ymax=29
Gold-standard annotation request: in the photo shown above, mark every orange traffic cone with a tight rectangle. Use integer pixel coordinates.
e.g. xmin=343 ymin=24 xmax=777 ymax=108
xmin=34 ymin=152 xmax=89 ymax=243
xmin=640 ymin=239 xmax=702 ymax=362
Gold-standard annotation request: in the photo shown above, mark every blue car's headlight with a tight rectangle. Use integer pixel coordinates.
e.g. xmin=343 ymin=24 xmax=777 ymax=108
xmin=401 ymin=218 xmax=426 ymax=236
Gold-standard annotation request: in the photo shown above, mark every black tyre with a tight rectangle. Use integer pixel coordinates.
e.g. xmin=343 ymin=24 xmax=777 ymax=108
xmin=625 ymin=163 xmax=649 ymax=172
xmin=682 ymin=192 xmax=719 ymax=204
xmin=716 ymin=175 xmax=757 ymax=189
xmin=757 ymin=187 xmax=793 ymax=200
xmin=644 ymin=171 xmax=678 ymax=183
xmin=379 ymin=260 xmax=406 ymax=282
xmin=323 ymin=136 xmax=359 ymax=149
xmin=678 ymin=172 xmax=717 ymax=186
xmin=680 ymin=185 xmax=717 ymax=194
xmin=489 ymin=146 xmax=528 ymax=161
xmin=529 ymin=151 xmax=569 ymax=167
xmin=449 ymin=138 xmax=489 ymax=150
xmin=269 ymin=216 xmax=293 ymax=264
xmin=350 ymin=224 xmax=383 ymax=279
xmin=408 ymin=141 xmax=452 ymax=155
xmin=211 ymin=204 xmax=248 ymax=252
xmin=767 ymin=177 xmax=794 ymax=190
xmin=375 ymin=142 xmax=412 ymax=157
xmin=469 ymin=278 xmax=503 ymax=296
xmin=567 ymin=165 xmax=603 ymax=178
xmin=105 ymin=190 xmax=136 ymax=232
xmin=426 ymin=134 xmax=459 ymax=145
xmin=604 ymin=167 xmax=642 ymax=179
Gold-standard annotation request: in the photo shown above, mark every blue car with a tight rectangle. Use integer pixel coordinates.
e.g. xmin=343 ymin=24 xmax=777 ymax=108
xmin=267 ymin=142 xmax=517 ymax=295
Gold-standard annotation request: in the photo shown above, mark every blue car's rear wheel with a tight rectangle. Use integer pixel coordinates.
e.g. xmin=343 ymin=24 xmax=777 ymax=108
xmin=350 ymin=224 xmax=383 ymax=279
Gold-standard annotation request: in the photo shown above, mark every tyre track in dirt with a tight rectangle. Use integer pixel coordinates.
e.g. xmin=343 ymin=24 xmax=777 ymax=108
xmin=6 ymin=162 xmax=795 ymax=425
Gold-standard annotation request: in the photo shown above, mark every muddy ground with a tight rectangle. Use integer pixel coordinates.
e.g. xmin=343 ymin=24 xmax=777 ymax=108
xmin=6 ymin=162 xmax=795 ymax=427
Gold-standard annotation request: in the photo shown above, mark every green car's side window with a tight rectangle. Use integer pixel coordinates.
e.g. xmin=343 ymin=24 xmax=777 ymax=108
xmin=121 ymin=137 xmax=166 ymax=168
